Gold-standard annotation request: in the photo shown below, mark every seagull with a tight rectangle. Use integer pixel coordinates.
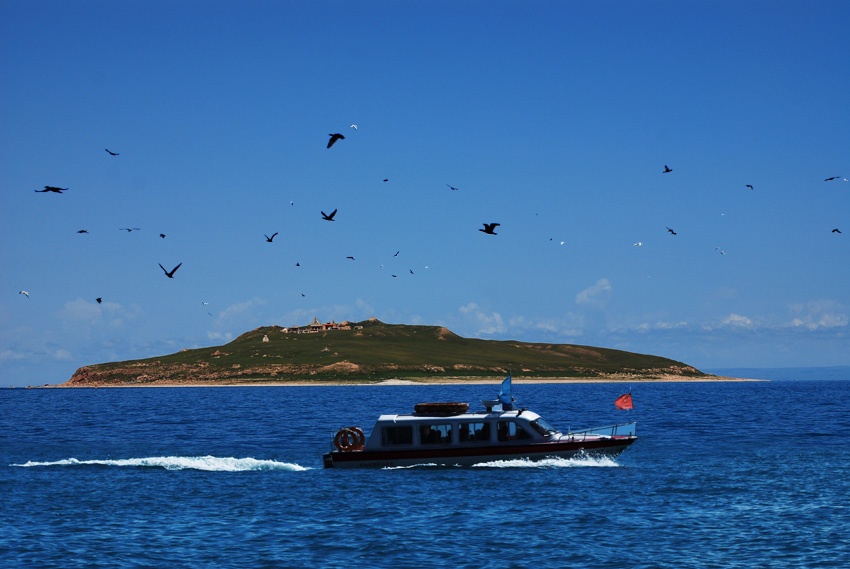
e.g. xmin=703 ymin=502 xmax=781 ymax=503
xmin=480 ymin=223 xmax=500 ymax=235
xmin=833 ymin=228 xmax=842 ymax=233
xmin=327 ymin=133 xmax=345 ymax=148
xmin=105 ymin=148 xmax=119 ymax=156
xmin=96 ymin=298 xmax=102 ymax=304
xmin=663 ymin=165 xmax=673 ymax=173
xmin=265 ymin=232 xmax=278 ymax=242
xmin=120 ymin=228 xmax=140 ymax=232
xmin=350 ymin=125 xmax=357 ymax=130
xmin=715 ymin=247 xmax=726 ymax=255
xmin=35 ymin=186 xmax=68 ymax=193
xmin=321 ymin=209 xmax=337 ymax=221
xmin=159 ymin=262 xmax=182 ymax=278
xmin=746 ymin=184 xmax=753 ymax=190
xmin=202 ymin=302 xmax=209 ymax=306
xmin=19 ymin=291 xmax=29 ymax=298
xmin=77 ymin=230 xmax=89 ymax=234
xmin=825 ymin=177 xmax=840 ymax=181
xmin=634 ymin=242 xmax=643 ymax=246
xmin=446 ymin=184 xmax=459 ymax=191
xmin=667 ymin=227 xmax=677 ymax=235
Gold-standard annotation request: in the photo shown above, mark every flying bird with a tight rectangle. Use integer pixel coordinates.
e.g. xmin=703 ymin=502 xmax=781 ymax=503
xmin=410 ymin=269 xmax=414 ymax=274
xmin=833 ymin=228 xmax=842 ymax=233
xmin=667 ymin=227 xmax=677 ymax=235
xmin=346 ymin=256 xmax=355 ymax=260
xmin=383 ymin=179 xmax=389 ymax=182
xmin=394 ymin=251 xmax=399 ymax=257
xmin=96 ymin=298 xmax=102 ymax=304
xmin=663 ymin=165 xmax=673 ymax=173
xmin=120 ymin=228 xmax=140 ymax=232
xmin=201 ymin=302 xmax=209 ymax=306
xmin=634 ymin=242 xmax=644 ymax=246
xmin=160 ymin=234 xmax=166 ymax=238
xmin=321 ymin=209 xmax=337 ymax=221
xmin=159 ymin=262 xmax=182 ymax=278
xmin=446 ymin=184 xmax=459 ymax=191
xmin=77 ymin=230 xmax=89 ymax=234
xmin=36 ymin=186 xmax=68 ymax=193
xmin=825 ymin=177 xmax=840 ymax=181
xmin=479 ymin=223 xmax=500 ymax=235
xmin=105 ymin=148 xmax=119 ymax=156
xmin=327 ymin=133 xmax=345 ymax=148
xmin=350 ymin=124 xmax=357 ymax=130
xmin=265 ymin=232 xmax=278 ymax=242
xmin=746 ymin=184 xmax=753 ymax=190
xmin=19 ymin=291 xmax=29 ymax=298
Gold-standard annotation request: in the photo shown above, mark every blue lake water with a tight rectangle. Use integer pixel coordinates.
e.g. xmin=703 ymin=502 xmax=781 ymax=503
xmin=2 ymin=372 xmax=849 ymax=568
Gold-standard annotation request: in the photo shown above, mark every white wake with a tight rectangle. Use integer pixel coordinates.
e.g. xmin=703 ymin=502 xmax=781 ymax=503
xmin=14 ymin=456 xmax=310 ymax=472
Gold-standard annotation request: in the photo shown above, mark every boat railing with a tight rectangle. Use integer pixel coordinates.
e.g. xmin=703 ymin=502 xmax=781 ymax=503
xmin=567 ymin=422 xmax=636 ymax=440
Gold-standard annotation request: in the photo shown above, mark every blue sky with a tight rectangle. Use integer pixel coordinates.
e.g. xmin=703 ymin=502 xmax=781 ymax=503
xmin=2 ymin=1 xmax=848 ymax=386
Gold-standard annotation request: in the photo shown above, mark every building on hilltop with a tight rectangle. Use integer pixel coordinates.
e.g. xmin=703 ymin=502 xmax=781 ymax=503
xmin=281 ymin=318 xmax=358 ymax=334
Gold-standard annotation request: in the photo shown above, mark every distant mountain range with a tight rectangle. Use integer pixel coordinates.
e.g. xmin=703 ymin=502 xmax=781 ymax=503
xmin=63 ymin=318 xmax=707 ymax=386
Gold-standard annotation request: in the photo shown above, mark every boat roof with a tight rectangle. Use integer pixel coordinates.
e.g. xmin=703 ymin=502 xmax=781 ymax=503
xmin=376 ymin=408 xmax=542 ymax=423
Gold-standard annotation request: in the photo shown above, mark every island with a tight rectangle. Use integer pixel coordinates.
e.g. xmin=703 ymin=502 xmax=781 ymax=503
xmin=60 ymin=318 xmax=740 ymax=387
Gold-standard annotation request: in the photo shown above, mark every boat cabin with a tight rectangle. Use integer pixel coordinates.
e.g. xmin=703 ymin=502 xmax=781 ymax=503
xmin=360 ymin=401 xmax=561 ymax=452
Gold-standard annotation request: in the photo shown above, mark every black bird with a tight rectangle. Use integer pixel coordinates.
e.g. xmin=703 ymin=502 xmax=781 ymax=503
xmin=825 ymin=177 xmax=840 ymax=181
xmin=667 ymin=227 xmax=677 ymax=235
xmin=746 ymin=184 xmax=754 ymax=190
xmin=663 ymin=165 xmax=673 ymax=173
xmin=105 ymin=148 xmax=119 ymax=156
xmin=120 ymin=228 xmax=140 ymax=232
xmin=446 ymin=184 xmax=459 ymax=191
xmin=394 ymin=251 xmax=399 ymax=256
xmin=77 ymin=230 xmax=89 ymax=234
xmin=833 ymin=228 xmax=842 ymax=233
xmin=265 ymin=232 xmax=278 ymax=242
xmin=410 ymin=269 xmax=414 ymax=274
xmin=480 ymin=223 xmax=500 ymax=235
xmin=346 ymin=256 xmax=355 ymax=260
xmin=159 ymin=262 xmax=182 ymax=278
xmin=96 ymin=298 xmax=102 ymax=304
xmin=160 ymin=233 xmax=166 ymax=238
xmin=321 ymin=209 xmax=337 ymax=221
xmin=36 ymin=186 xmax=68 ymax=193
xmin=383 ymin=179 xmax=389 ymax=182
xmin=327 ymin=133 xmax=345 ymax=148
xmin=296 ymin=262 xmax=300 ymax=267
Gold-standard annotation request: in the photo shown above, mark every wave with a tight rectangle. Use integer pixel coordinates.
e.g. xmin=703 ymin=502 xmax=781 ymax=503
xmin=13 ymin=456 xmax=310 ymax=472
xmin=379 ymin=455 xmax=620 ymax=469
xmin=473 ymin=455 xmax=620 ymax=468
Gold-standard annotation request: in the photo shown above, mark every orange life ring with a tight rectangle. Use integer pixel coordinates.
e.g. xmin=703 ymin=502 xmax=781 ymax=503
xmin=334 ymin=427 xmax=365 ymax=452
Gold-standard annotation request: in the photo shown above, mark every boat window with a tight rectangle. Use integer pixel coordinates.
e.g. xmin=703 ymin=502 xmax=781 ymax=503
xmin=530 ymin=418 xmax=560 ymax=437
xmin=419 ymin=424 xmax=452 ymax=445
xmin=497 ymin=420 xmax=533 ymax=442
xmin=382 ymin=425 xmax=413 ymax=446
xmin=458 ymin=422 xmax=490 ymax=443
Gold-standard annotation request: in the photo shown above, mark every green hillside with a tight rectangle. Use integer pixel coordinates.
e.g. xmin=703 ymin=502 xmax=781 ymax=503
xmin=64 ymin=318 xmax=706 ymax=386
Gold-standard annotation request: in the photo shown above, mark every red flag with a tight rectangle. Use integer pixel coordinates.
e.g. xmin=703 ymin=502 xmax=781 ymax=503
xmin=615 ymin=392 xmax=633 ymax=410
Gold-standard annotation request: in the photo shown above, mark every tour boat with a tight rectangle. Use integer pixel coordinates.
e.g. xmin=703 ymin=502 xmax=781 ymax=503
xmin=322 ymin=384 xmax=636 ymax=469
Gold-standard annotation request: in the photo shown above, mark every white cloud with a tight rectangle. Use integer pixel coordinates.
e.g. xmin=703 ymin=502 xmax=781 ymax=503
xmin=785 ymin=301 xmax=848 ymax=331
xmin=53 ymin=349 xmax=73 ymax=361
xmin=458 ymin=303 xmax=506 ymax=335
xmin=721 ymin=313 xmax=753 ymax=328
xmin=576 ymin=278 xmax=611 ymax=306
